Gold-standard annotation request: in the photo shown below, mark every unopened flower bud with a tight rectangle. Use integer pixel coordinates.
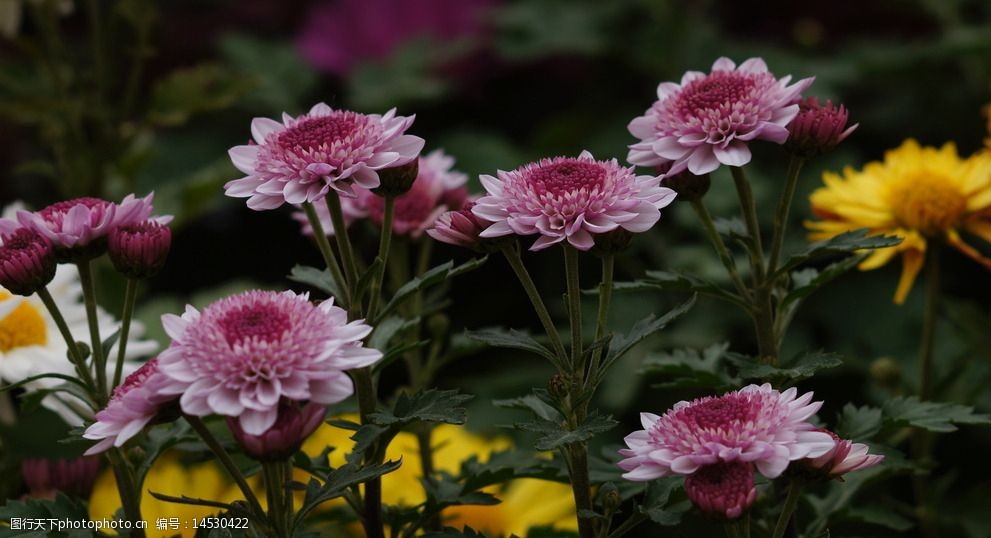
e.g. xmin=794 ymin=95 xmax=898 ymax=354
xmin=108 ymin=220 xmax=172 ymax=279
xmin=427 ymin=313 xmax=450 ymax=339
xmin=591 ymin=228 xmax=634 ymax=256
xmin=599 ymin=482 xmax=621 ymax=513
xmin=684 ymin=461 xmax=757 ymax=520
xmin=427 ymin=202 xmax=500 ymax=253
xmin=869 ymin=356 xmax=900 ymax=386
xmin=227 ymin=402 xmax=326 ymax=461
xmin=0 ymin=229 xmax=56 ymax=296
xmin=797 ymin=428 xmax=883 ymax=480
xmin=661 ymin=168 xmax=710 ymax=202
xmin=548 ymin=373 xmax=569 ymax=399
xmin=373 ymin=159 xmax=419 ymax=197
xmin=785 ymin=97 xmax=858 ymax=157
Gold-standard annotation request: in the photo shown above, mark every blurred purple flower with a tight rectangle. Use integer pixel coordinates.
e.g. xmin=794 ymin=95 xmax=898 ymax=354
xmin=296 ymin=0 xmax=498 ymax=75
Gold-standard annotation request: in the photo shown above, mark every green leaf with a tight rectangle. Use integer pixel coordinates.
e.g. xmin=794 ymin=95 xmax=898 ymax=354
xmin=780 ymin=255 xmax=864 ymax=312
xmin=493 ymin=392 xmax=562 ymax=422
xmin=466 ymin=328 xmax=559 ymax=364
xmin=376 ymin=257 xmax=487 ymax=323
xmin=715 ymin=217 xmax=757 ymax=253
xmin=616 ymin=271 xmax=747 ymax=309
xmin=368 ymin=316 xmax=419 ymax=352
xmin=423 ymin=526 xmax=487 ymax=538
xmin=641 ymin=343 xmax=737 ymax=391
xmin=727 ymin=351 xmax=843 ymax=384
xmin=218 ymin=33 xmax=317 ymax=112
xmin=0 ymin=493 xmax=90 ymax=537
xmin=293 ymin=460 xmax=403 ymax=525
xmin=369 ymin=389 xmax=475 ymax=427
xmin=639 ymin=477 xmax=688 ymax=526
xmin=599 ymin=295 xmax=697 ymax=378
xmin=775 ymin=229 xmax=902 ymax=277
xmin=515 ymin=412 xmax=617 ymax=451
xmin=147 ymin=64 xmax=252 ymax=126
xmin=288 ymin=265 xmax=345 ymax=307
xmin=835 ymin=403 xmax=884 ymax=441
xmin=354 ymin=258 xmax=384 ymax=305
xmin=882 ymin=396 xmax=991 ymax=433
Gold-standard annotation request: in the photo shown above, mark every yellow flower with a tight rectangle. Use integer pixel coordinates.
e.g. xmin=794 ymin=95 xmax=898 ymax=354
xmin=807 ymin=139 xmax=991 ymax=303
xmin=89 ymin=453 xmax=260 ymax=538
xmin=302 ymin=418 xmax=577 ymax=536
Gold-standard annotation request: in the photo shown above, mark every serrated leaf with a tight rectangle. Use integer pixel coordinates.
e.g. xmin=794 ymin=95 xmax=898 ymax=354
xmin=368 ymin=316 xmax=419 ymax=352
xmin=780 ymin=255 xmax=864 ymax=312
xmin=466 ymin=328 xmax=559 ymax=364
xmin=641 ymin=343 xmax=737 ymax=391
xmin=368 ymin=389 xmax=474 ymax=427
xmin=288 ymin=265 xmax=345 ymax=307
xmin=294 ymin=460 xmax=402 ymax=525
xmin=639 ymin=476 xmax=688 ymax=526
xmin=776 ymin=229 xmax=902 ymax=276
xmin=515 ymin=412 xmax=617 ymax=451
xmin=493 ymin=393 xmax=562 ymax=422
xmin=617 ymin=271 xmax=747 ymax=309
xmin=727 ymin=351 xmax=842 ymax=383
xmin=882 ymin=396 xmax=991 ymax=433
xmin=599 ymin=295 xmax=697 ymax=378
xmin=835 ymin=404 xmax=883 ymax=441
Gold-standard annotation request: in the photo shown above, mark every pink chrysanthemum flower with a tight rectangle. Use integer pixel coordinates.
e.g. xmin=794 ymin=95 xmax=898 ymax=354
xmin=472 ymin=151 xmax=676 ymax=251
xmin=225 ymin=103 xmax=425 ymax=210
xmin=82 ymin=358 xmax=178 ymax=455
xmin=804 ymin=429 xmax=884 ymax=478
xmin=157 ymin=290 xmax=382 ymax=435
xmin=6 ymin=194 xmax=166 ymax=253
xmin=684 ymin=461 xmax=757 ymax=520
xmin=292 ymin=149 xmax=467 ymax=237
xmin=618 ymin=384 xmax=835 ymax=480
xmin=628 ymin=57 xmax=814 ymax=175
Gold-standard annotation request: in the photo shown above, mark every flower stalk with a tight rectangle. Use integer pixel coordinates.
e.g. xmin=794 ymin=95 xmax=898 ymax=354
xmin=184 ymin=415 xmax=267 ymax=523
xmin=326 ymin=193 xmax=360 ymax=291
xmin=302 ymin=201 xmax=350 ymax=308
xmin=771 ymin=480 xmax=802 ymax=538
xmin=112 ymin=278 xmax=138 ymax=389
xmin=499 ymin=243 xmax=568 ymax=366
xmin=77 ymin=259 xmax=107 ymax=399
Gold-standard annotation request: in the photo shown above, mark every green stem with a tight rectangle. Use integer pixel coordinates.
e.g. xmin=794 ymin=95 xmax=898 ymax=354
xmin=351 ymin=366 xmax=385 ymax=538
xmin=112 ymin=279 xmax=138 ymax=390
xmin=262 ymin=462 xmax=291 ymax=538
xmin=771 ymin=481 xmax=802 ymax=538
xmin=567 ymin=444 xmax=595 ymax=538
xmin=585 ymin=254 xmax=613 ymax=389
xmin=367 ymin=196 xmax=395 ymax=319
xmin=689 ymin=199 xmax=751 ymax=300
xmin=564 ymin=246 xmax=583 ymax=372
xmin=499 ymin=243 xmax=568 ymax=368
xmin=302 ymin=201 xmax=350 ymax=307
xmin=607 ymin=512 xmax=647 ymax=538
xmin=767 ymin=156 xmax=805 ymax=275
xmin=184 ymin=416 xmax=267 ymax=522
xmin=724 ymin=523 xmax=741 ymax=538
xmin=730 ymin=166 xmax=765 ymax=278
xmin=107 ymin=449 xmax=146 ymax=537
xmin=326 ymin=193 xmax=360 ymax=292
xmin=35 ymin=287 xmax=97 ymax=392
xmin=912 ymin=246 xmax=941 ymax=538
xmin=415 ymin=425 xmax=441 ymax=532
xmin=77 ymin=259 xmax=106 ymax=400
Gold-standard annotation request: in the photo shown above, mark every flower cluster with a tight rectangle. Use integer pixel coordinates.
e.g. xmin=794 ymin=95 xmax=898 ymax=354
xmin=619 ymin=384 xmax=882 ymax=519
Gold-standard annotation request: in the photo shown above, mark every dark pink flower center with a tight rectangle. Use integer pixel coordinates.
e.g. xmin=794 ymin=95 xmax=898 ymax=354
xmin=218 ymin=304 xmax=292 ymax=346
xmin=278 ymin=113 xmax=367 ymax=152
xmin=679 ymin=72 xmax=755 ymax=114
xmin=1 ymin=228 xmax=47 ymax=252
xmin=112 ymin=359 xmax=159 ymax=401
xmin=38 ymin=198 xmax=111 ymax=227
xmin=528 ymin=160 xmax=606 ymax=195
xmin=679 ymin=394 xmax=759 ymax=430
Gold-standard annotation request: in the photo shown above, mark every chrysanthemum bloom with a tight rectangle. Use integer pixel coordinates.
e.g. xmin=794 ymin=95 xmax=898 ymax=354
xmin=0 ymin=228 xmax=56 ymax=296
xmin=618 ymin=384 xmax=834 ymax=480
xmin=225 ymin=103 xmax=425 ymax=210
xmin=83 ymin=358 xmax=179 ymax=455
xmin=628 ymin=57 xmax=814 ymax=175
xmin=157 ymin=290 xmax=382 ymax=435
xmin=785 ymin=97 xmax=858 ymax=157
xmin=472 ymin=151 xmax=676 ymax=251
xmin=293 ymin=149 xmax=468 ymax=238
xmin=427 ymin=201 xmax=496 ymax=251
xmin=807 ymin=139 xmax=991 ymax=304
xmin=803 ymin=429 xmax=884 ymax=478
xmin=684 ymin=461 xmax=757 ymax=520
xmin=108 ymin=220 xmax=172 ymax=279
xmin=5 ymin=193 xmax=165 ymax=261
xmin=22 ymin=455 xmax=102 ymax=499
xmin=227 ymin=401 xmax=326 ymax=461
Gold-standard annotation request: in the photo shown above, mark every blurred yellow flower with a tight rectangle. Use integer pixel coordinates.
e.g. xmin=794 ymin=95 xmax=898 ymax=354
xmin=90 ymin=420 xmax=576 ymax=537
xmin=807 ymin=139 xmax=991 ymax=303
xmin=89 ymin=453 xmax=260 ymax=538
xmin=302 ymin=417 xmax=577 ymax=536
